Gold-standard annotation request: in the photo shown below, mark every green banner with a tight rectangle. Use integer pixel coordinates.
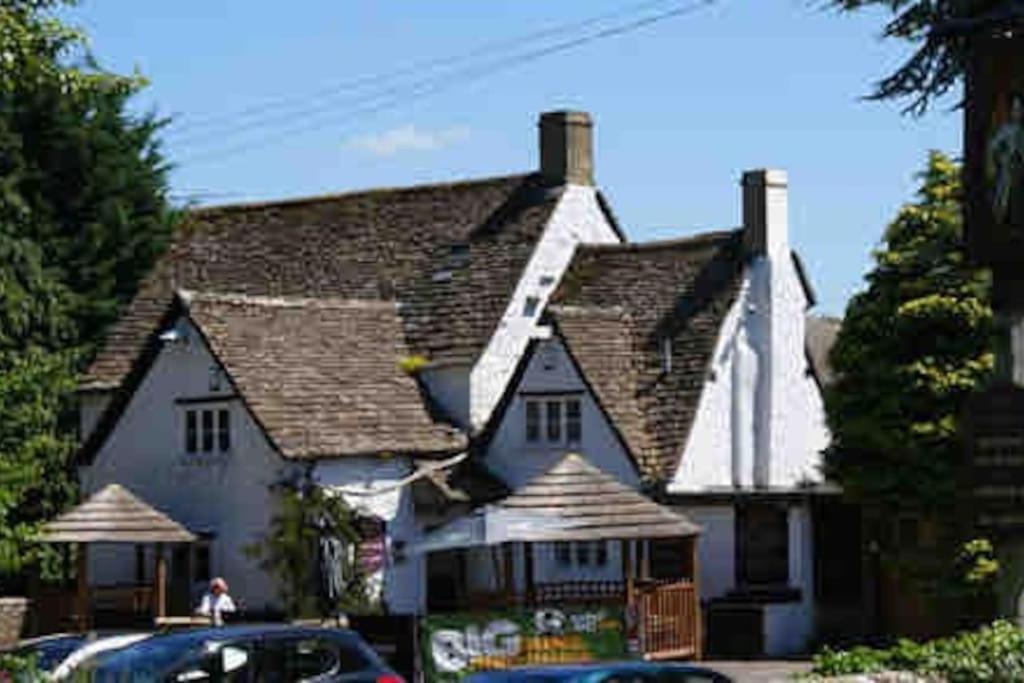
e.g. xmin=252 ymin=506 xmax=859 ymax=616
xmin=421 ymin=606 xmax=628 ymax=681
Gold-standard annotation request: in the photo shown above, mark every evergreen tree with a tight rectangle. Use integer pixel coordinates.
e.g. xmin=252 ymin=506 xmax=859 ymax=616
xmin=831 ymin=0 xmax=1014 ymax=115
xmin=826 ymin=151 xmax=993 ymax=513
xmin=1 ymin=0 xmax=175 ymax=352
xmin=0 ymin=0 xmax=173 ymax=579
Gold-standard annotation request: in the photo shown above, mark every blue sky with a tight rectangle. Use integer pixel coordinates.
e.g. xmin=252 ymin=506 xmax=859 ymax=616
xmin=69 ymin=1 xmax=961 ymax=316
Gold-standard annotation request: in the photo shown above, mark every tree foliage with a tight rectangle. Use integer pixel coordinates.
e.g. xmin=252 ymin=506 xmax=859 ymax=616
xmin=246 ymin=470 xmax=372 ymax=619
xmin=825 ymin=151 xmax=994 ymax=513
xmin=830 ymin=0 xmax=1015 ymax=115
xmin=0 ymin=0 xmax=174 ymax=580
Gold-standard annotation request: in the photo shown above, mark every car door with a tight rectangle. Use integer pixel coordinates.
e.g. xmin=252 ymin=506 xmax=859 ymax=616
xmin=167 ymin=642 xmax=257 ymax=683
xmin=256 ymin=634 xmax=379 ymax=682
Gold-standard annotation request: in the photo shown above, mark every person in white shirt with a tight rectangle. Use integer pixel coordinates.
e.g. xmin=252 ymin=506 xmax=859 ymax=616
xmin=195 ymin=577 xmax=236 ymax=626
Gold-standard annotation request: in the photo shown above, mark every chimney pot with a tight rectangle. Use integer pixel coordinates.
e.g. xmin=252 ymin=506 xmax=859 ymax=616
xmin=538 ymin=110 xmax=594 ymax=186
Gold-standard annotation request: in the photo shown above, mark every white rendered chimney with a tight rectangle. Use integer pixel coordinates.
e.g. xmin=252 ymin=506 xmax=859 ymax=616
xmin=740 ymin=169 xmax=789 ymax=488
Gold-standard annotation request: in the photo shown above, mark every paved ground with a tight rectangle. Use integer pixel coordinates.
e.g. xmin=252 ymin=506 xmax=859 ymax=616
xmin=703 ymin=660 xmax=812 ymax=682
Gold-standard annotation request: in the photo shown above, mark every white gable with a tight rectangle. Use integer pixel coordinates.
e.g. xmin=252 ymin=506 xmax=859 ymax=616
xmin=670 ymin=253 xmax=828 ymax=492
xmin=80 ymin=316 xmax=286 ymax=610
xmin=469 ymin=185 xmax=621 ymax=430
xmin=483 ymin=336 xmax=638 ymax=491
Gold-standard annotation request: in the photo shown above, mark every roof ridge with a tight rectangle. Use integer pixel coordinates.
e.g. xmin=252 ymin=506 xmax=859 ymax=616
xmin=187 ymin=172 xmax=534 ymax=216
xmin=580 ymin=228 xmax=741 ymax=254
xmin=179 ymin=289 xmax=397 ymax=311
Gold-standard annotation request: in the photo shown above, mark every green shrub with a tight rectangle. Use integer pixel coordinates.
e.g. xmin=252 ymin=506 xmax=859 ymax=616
xmin=811 ymin=621 xmax=1024 ymax=681
xmin=0 ymin=652 xmax=43 ymax=682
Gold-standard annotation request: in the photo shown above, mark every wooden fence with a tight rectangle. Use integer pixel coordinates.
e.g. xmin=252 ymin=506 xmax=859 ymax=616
xmin=635 ymin=580 xmax=699 ymax=661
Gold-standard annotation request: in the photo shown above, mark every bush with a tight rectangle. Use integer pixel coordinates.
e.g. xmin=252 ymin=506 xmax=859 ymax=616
xmin=0 ymin=652 xmax=43 ymax=682
xmin=811 ymin=621 xmax=1024 ymax=682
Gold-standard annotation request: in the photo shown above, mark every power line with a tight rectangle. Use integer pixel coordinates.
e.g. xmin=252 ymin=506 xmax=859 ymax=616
xmin=178 ymin=0 xmax=715 ymax=167
xmin=166 ymin=0 xmax=681 ymax=139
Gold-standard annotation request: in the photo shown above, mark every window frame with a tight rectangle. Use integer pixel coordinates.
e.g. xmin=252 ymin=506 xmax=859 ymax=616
xmin=523 ymin=395 xmax=585 ymax=446
xmin=182 ymin=404 xmax=234 ymax=457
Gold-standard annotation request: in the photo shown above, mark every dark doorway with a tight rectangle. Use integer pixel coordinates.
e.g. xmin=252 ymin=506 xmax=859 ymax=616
xmin=425 ymin=550 xmax=466 ymax=612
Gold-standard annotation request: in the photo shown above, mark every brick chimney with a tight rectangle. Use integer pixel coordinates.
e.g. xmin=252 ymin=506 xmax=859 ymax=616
xmin=538 ymin=110 xmax=594 ymax=186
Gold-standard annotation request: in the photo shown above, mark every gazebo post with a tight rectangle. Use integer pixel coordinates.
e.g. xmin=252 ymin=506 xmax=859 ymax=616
xmin=690 ymin=536 xmax=702 ymax=660
xmin=523 ymin=542 xmax=535 ymax=600
xmin=502 ymin=543 xmax=515 ymax=603
xmin=75 ymin=543 xmax=89 ymax=631
xmin=153 ymin=543 xmax=167 ymax=620
xmin=621 ymin=539 xmax=633 ymax=602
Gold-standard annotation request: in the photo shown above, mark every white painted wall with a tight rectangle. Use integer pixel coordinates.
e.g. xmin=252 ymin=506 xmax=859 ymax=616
xmin=314 ymin=456 xmax=425 ymax=615
xmin=78 ymin=391 xmax=113 ymax=443
xmin=469 ymin=185 xmax=621 ymax=430
xmin=484 ymin=337 xmax=638 ymax=492
xmin=764 ymin=504 xmax=815 ymax=656
xmin=80 ymin=317 xmax=286 ymax=613
xmin=669 ymin=173 xmax=828 ymax=493
xmin=678 ymin=505 xmax=735 ymax=601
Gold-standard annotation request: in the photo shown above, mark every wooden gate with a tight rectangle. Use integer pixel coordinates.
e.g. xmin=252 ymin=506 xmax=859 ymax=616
xmin=635 ymin=580 xmax=700 ymax=661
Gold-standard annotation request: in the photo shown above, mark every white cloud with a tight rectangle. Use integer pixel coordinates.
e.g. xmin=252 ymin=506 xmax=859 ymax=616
xmin=347 ymin=124 xmax=470 ymax=157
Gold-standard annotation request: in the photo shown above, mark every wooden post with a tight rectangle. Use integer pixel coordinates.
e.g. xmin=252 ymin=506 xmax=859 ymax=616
xmin=640 ymin=540 xmax=651 ymax=581
xmin=503 ymin=544 xmax=515 ymax=603
xmin=690 ymin=537 xmax=702 ymax=660
xmin=153 ymin=543 xmax=167 ymax=620
xmin=75 ymin=543 xmax=89 ymax=631
xmin=523 ymin=543 xmax=535 ymax=600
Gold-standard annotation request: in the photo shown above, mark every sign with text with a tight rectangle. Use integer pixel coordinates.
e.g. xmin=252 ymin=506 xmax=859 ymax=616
xmin=421 ymin=606 xmax=627 ymax=681
xmin=967 ymin=385 xmax=1024 ymax=530
xmin=965 ymin=31 xmax=1024 ymax=279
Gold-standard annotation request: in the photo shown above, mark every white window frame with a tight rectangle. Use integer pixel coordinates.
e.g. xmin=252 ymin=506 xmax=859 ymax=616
xmin=182 ymin=403 xmax=232 ymax=456
xmin=523 ymin=395 xmax=583 ymax=445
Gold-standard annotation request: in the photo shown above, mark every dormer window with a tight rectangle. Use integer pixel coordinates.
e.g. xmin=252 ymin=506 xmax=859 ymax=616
xmin=524 ymin=396 xmax=582 ymax=445
xmin=523 ymin=296 xmax=540 ymax=317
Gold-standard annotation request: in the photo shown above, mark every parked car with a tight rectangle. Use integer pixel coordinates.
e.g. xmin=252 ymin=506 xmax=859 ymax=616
xmin=82 ymin=624 xmax=403 ymax=682
xmin=7 ymin=633 xmax=88 ymax=673
xmin=51 ymin=632 xmax=152 ymax=680
xmin=464 ymin=662 xmax=733 ymax=683
xmin=6 ymin=631 xmax=150 ymax=678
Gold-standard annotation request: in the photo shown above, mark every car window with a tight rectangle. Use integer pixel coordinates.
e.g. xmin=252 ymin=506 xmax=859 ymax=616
xmin=288 ymin=638 xmax=341 ymax=680
xmin=170 ymin=644 xmax=253 ymax=683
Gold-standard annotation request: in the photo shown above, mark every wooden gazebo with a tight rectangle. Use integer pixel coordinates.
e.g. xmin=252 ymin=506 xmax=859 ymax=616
xmin=420 ymin=454 xmax=704 ymax=661
xmin=40 ymin=484 xmax=196 ymax=630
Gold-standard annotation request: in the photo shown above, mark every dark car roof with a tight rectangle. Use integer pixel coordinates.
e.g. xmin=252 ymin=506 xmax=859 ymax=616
xmin=144 ymin=623 xmax=364 ymax=647
xmin=465 ymin=662 xmax=732 ymax=682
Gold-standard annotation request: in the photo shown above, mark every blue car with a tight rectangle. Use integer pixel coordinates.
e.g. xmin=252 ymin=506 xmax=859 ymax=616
xmin=79 ymin=624 xmax=403 ymax=682
xmin=464 ymin=662 xmax=733 ymax=682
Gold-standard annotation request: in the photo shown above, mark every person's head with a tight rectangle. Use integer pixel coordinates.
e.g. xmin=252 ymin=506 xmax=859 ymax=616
xmin=210 ymin=577 xmax=228 ymax=596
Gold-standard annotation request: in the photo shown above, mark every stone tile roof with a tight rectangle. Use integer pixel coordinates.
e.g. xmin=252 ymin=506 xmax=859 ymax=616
xmin=83 ymin=173 xmax=561 ymax=390
xmin=41 ymin=484 xmax=196 ymax=543
xmin=806 ymin=315 xmax=840 ymax=387
xmin=549 ymin=231 xmax=746 ymax=482
xmin=184 ymin=291 xmax=466 ymax=459
xmin=496 ymin=453 xmax=701 ymax=541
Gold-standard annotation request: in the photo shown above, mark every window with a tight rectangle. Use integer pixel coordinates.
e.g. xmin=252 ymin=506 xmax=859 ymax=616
xmin=566 ymin=399 xmax=581 ymax=443
xmin=524 ymin=397 xmax=583 ymax=444
xmin=526 ymin=402 xmax=541 ymax=443
xmin=576 ymin=540 xmax=592 ymax=566
xmin=523 ymin=296 xmax=540 ymax=317
xmin=546 ymin=401 xmax=562 ymax=442
xmin=202 ymin=410 xmax=214 ymax=452
xmin=184 ymin=407 xmax=231 ymax=455
xmin=186 ymin=411 xmax=198 ymax=454
xmin=555 ymin=541 xmax=607 ymax=569
xmin=218 ymin=409 xmax=231 ymax=451
xmin=737 ymin=503 xmax=790 ymax=587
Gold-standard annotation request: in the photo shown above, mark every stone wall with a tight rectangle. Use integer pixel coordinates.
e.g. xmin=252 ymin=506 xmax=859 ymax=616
xmin=0 ymin=598 xmax=29 ymax=647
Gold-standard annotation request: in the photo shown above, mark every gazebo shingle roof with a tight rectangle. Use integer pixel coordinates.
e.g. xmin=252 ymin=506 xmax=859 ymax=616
xmin=41 ymin=484 xmax=196 ymax=544
xmin=497 ymin=453 xmax=700 ymax=542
